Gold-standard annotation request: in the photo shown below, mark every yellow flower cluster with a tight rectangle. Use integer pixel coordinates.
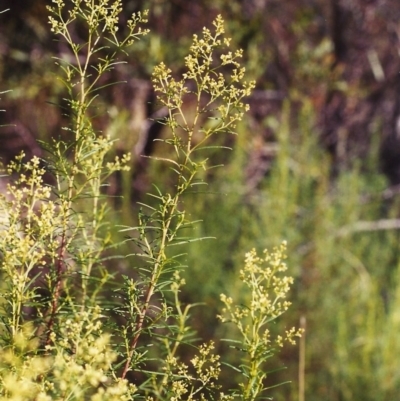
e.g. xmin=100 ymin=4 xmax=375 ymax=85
xmin=218 ymin=243 xmax=304 ymax=398
xmin=0 ymin=316 xmax=136 ymax=401
xmin=47 ymin=0 xmax=149 ymax=39
xmin=161 ymin=341 xmax=233 ymax=401
xmin=152 ymin=14 xmax=255 ymax=147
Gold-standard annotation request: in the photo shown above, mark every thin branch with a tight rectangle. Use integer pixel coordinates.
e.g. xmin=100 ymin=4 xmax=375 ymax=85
xmin=335 ymin=219 xmax=400 ymax=237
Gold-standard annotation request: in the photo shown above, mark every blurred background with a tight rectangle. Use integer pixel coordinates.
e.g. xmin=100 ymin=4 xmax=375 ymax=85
xmin=2 ymin=0 xmax=400 ymax=400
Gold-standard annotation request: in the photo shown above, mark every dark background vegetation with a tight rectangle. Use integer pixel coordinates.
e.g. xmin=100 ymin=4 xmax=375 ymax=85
xmin=2 ymin=1 xmax=400 ymax=400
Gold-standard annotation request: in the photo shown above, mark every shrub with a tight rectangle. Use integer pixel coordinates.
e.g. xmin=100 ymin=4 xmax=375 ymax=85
xmin=0 ymin=1 xmax=302 ymax=400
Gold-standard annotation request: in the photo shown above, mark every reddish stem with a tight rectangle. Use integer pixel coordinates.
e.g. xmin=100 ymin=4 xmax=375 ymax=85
xmin=121 ymin=280 xmax=155 ymax=379
xmin=44 ymin=229 xmax=67 ymax=347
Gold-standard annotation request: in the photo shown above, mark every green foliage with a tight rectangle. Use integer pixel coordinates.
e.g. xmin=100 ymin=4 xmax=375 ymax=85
xmin=3 ymin=2 xmax=400 ymax=400
xmin=0 ymin=1 xmax=301 ymax=400
xmin=179 ymin=96 xmax=400 ymax=401
xmin=218 ymin=244 xmax=302 ymax=401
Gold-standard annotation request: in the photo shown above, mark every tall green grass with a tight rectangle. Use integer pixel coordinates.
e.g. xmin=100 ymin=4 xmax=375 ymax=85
xmin=172 ymin=97 xmax=400 ymax=400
